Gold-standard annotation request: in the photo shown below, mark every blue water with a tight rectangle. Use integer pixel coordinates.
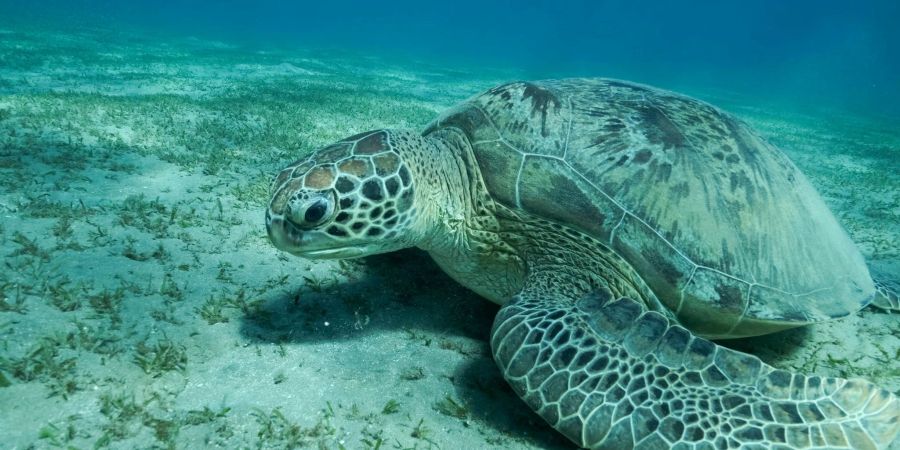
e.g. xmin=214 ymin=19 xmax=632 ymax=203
xmin=1 ymin=2 xmax=898 ymax=449
xmin=3 ymin=0 xmax=899 ymax=116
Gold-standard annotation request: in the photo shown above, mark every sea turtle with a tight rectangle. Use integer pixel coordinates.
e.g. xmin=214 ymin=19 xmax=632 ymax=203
xmin=266 ymin=79 xmax=899 ymax=449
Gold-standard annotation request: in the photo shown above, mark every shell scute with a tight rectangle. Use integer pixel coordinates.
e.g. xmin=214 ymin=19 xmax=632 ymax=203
xmin=426 ymin=78 xmax=874 ymax=337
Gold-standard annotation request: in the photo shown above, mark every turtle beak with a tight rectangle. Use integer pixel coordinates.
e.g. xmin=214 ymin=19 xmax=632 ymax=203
xmin=266 ymin=211 xmax=371 ymax=260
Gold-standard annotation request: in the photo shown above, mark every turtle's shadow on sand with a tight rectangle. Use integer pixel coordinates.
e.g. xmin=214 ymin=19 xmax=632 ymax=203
xmin=451 ymin=358 xmax=576 ymax=449
xmin=237 ymin=249 xmax=496 ymax=345
xmin=719 ymin=326 xmax=812 ymax=367
xmin=237 ymin=249 xmax=572 ymax=448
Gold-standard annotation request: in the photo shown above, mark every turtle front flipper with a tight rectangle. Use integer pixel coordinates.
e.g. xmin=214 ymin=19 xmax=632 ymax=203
xmin=491 ymin=286 xmax=900 ymax=449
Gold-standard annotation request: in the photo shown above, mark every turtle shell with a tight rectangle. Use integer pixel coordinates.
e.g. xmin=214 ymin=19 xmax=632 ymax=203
xmin=424 ymin=79 xmax=874 ymax=338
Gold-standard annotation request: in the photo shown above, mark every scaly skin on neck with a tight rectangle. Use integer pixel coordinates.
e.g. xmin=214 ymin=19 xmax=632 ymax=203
xmin=416 ymin=127 xmax=659 ymax=311
xmin=409 ymin=127 xmax=526 ymax=304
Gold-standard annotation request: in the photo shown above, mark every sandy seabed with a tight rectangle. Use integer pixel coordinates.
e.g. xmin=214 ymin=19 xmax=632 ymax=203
xmin=0 ymin=25 xmax=897 ymax=449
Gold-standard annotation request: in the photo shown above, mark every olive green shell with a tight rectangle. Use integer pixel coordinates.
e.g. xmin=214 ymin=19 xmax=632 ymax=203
xmin=424 ymin=79 xmax=874 ymax=338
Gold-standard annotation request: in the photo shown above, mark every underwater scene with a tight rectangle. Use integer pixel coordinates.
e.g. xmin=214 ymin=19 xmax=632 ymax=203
xmin=0 ymin=1 xmax=898 ymax=449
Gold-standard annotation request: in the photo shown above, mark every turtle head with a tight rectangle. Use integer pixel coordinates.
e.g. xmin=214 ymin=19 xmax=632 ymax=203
xmin=266 ymin=129 xmax=426 ymax=259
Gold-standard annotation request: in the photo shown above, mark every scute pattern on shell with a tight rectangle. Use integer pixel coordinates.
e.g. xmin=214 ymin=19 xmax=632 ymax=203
xmin=425 ymin=78 xmax=874 ymax=337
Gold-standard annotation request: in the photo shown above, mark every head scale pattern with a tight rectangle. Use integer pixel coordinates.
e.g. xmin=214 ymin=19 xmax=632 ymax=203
xmin=267 ymin=130 xmax=416 ymax=244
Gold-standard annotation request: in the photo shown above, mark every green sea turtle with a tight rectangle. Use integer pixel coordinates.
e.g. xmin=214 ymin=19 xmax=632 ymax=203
xmin=266 ymin=79 xmax=899 ymax=449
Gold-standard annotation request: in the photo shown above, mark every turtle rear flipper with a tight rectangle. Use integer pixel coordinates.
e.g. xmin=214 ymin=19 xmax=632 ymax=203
xmin=491 ymin=284 xmax=900 ymax=449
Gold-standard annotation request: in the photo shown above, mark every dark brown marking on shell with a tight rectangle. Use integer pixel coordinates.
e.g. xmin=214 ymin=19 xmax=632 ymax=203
xmin=338 ymin=158 xmax=372 ymax=178
xmin=605 ymin=119 xmax=626 ymax=132
xmin=634 ymin=149 xmax=653 ymax=164
xmin=522 ymin=82 xmax=561 ymax=137
xmin=373 ymin=152 xmax=400 ymax=176
xmin=722 ymin=117 xmax=763 ymax=168
xmin=671 ymin=182 xmax=690 ymax=198
xmin=610 ymin=215 xmax=691 ymax=315
xmin=636 ymin=104 xmax=685 ymax=149
xmin=649 ymin=160 xmax=673 ymax=182
xmin=719 ymin=239 xmax=737 ymax=273
xmin=729 ymin=171 xmax=755 ymax=202
xmin=588 ymin=134 xmax=607 ymax=149
xmin=645 ymin=247 xmax=683 ymax=287
xmin=487 ymin=82 xmax=515 ymax=98
xmin=715 ymin=284 xmax=744 ymax=313
xmin=354 ymin=131 xmax=388 ymax=155
xmin=585 ymin=107 xmax=606 ymax=118
xmin=304 ymin=166 xmax=336 ymax=189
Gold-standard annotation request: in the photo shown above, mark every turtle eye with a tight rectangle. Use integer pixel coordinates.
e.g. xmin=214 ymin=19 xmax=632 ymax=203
xmin=304 ymin=199 xmax=328 ymax=224
xmin=287 ymin=194 xmax=335 ymax=230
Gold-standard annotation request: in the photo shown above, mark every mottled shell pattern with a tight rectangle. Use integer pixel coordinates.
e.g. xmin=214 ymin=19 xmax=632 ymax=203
xmin=425 ymin=79 xmax=874 ymax=338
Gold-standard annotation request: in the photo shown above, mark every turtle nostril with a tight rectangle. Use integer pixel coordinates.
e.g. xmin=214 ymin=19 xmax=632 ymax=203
xmin=304 ymin=199 xmax=327 ymax=223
